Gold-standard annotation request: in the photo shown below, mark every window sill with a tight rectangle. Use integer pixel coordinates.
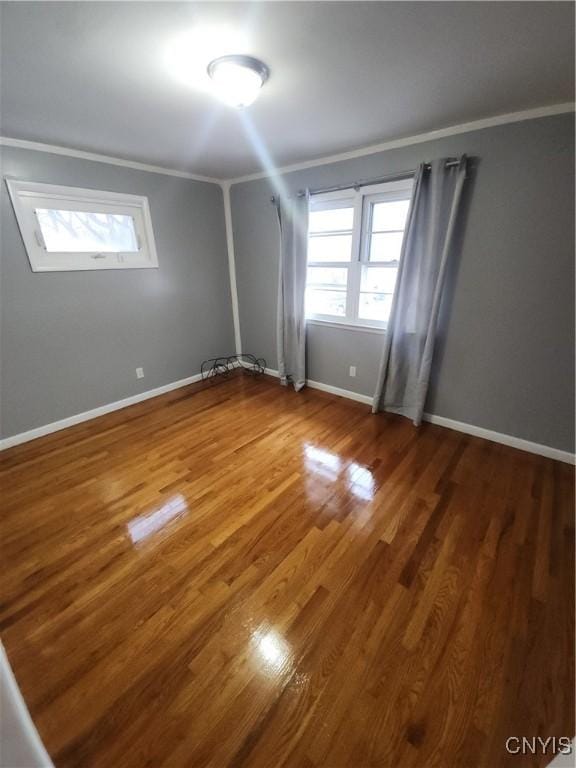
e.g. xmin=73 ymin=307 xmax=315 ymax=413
xmin=306 ymin=318 xmax=386 ymax=335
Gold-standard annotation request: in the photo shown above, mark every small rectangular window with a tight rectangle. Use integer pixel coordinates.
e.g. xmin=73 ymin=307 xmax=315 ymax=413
xmin=6 ymin=180 xmax=159 ymax=272
xmin=306 ymin=179 xmax=413 ymax=329
xmin=36 ymin=209 xmax=139 ymax=253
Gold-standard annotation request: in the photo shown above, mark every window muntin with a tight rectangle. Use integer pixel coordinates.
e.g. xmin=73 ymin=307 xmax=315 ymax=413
xmin=359 ymin=266 xmax=398 ymax=293
xmin=368 ymin=231 xmax=404 ymax=262
xmin=306 ymin=266 xmax=348 ymax=287
xmin=7 ymin=180 xmax=158 ymax=272
xmin=306 ymin=289 xmax=347 ymax=317
xmin=306 ymin=180 xmax=412 ymax=328
xmin=305 ymin=198 xmax=355 ymax=319
xmin=359 ymin=188 xmax=411 ymax=324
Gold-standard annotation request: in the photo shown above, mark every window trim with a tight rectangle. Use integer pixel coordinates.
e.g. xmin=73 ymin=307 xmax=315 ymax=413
xmin=306 ymin=178 xmax=413 ymax=330
xmin=6 ymin=179 xmax=159 ymax=272
xmin=306 ymin=318 xmax=386 ymax=335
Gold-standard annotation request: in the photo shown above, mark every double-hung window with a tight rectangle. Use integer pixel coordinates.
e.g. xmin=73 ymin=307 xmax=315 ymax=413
xmin=306 ymin=179 xmax=412 ymax=329
xmin=7 ymin=179 xmax=159 ymax=272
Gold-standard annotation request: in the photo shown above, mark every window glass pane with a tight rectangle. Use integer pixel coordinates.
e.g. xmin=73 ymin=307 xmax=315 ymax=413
xmin=358 ymin=292 xmax=393 ymax=322
xmin=371 ymin=200 xmax=410 ymax=232
xmin=309 ymin=207 xmax=353 ymax=233
xmin=308 ymin=234 xmax=352 ymax=262
xmin=369 ymin=231 xmax=404 ymax=262
xmin=36 ymin=209 xmax=139 ymax=253
xmin=306 ymin=289 xmax=346 ymax=317
xmin=361 ymin=266 xmax=398 ymax=294
xmin=307 ymin=266 xmax=348 ymax=287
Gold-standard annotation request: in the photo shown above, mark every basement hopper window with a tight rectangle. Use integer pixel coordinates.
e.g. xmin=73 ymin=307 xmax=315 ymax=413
xmin=6 ymin=180 xmax=159 ymax=272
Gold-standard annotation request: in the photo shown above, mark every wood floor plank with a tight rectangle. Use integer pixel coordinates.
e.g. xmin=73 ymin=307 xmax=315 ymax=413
xmin=0 ymin=372 xmax=573 ymax=767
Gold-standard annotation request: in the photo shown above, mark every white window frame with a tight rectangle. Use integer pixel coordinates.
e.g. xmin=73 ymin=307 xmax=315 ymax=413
xmin=306 ymin=178 xmax=413 ymax=331
xmin=6 ymin=179 xmax=159 ymax=272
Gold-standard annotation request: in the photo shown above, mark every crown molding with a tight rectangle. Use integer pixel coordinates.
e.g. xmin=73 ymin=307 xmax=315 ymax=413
xmin=0 ymin=137 xmax=222 ymax=185
xmin=226 ymin=102 xmax=575 ymax=185
xmin=2 ymin=103 xmax=573 ymax=186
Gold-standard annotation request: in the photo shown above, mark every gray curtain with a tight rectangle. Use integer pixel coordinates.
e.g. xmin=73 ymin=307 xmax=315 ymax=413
xmin=372 ymin=156 xmax=467 ymax=425
xmin=276 ymin=192 xmax=309 ymax=391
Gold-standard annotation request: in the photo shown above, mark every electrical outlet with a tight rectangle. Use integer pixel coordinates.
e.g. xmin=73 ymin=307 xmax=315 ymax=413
xmin=349 ymin=365 xmax=357 ymax=378
xmin=136 ymin=367 xmax=144 ymax=379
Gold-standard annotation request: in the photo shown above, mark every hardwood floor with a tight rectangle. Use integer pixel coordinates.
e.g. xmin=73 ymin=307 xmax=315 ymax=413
xmin=0 ymin=372 xmax=573 ymax=768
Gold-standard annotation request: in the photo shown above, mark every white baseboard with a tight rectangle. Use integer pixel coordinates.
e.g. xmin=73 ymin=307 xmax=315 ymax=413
xmin=422 ymin=413 xmax=575 ymax=465
xmin=306 ymin=378 xmax=373 ymax=405
xmin=267 ymin=369 xmax=574 ymax=464
xmin=2 ymin=368 xmax=574 ymax=465
xmin=0 ymin=373 xmax=203 ymax=451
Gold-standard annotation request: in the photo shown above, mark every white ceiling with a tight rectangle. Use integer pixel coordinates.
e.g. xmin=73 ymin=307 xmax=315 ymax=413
xmin=1 ymin=2 xmax=574 ymax=179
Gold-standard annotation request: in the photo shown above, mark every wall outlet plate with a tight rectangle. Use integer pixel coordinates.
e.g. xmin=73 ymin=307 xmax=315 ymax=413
xmin=349 ymin=366 xmax=356 ymax=377
xmin=136 ymin=367 xmax=144 ymax=379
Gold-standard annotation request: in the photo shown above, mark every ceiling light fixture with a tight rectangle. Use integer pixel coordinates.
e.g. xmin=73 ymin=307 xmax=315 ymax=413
xmin=207 ymin=55 xmax=269 ymax=108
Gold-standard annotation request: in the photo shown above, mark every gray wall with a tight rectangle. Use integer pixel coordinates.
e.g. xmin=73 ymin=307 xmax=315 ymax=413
xmin=0 ymin=146 xmax=234 ymax=438
xmin=231 ymin=114 xmax=575 ymax=452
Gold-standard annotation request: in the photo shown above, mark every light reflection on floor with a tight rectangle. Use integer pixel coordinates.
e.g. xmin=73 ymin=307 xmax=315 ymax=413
xmin=303 ymin=444 xmax=341 ymax=481
xmin=127 ymin=493 xmax=188 ymax=545
xmin=303 ymin=443 xmax=375 ymax=503
xmin=347 ymin=461 xmax=375 ymax=501
xmin=251 ymin=627 xmax=293 ymax=678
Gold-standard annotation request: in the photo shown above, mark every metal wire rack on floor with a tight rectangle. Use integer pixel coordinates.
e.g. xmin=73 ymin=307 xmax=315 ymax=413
xmin=200 ymin=354 xmax=267 ymax=381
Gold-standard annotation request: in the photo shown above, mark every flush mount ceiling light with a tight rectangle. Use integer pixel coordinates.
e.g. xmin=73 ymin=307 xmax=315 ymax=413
xmin=207 ymin=55 xmax=269 ymax=108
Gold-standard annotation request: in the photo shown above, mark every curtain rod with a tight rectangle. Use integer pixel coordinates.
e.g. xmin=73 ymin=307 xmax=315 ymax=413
xmin=270 ymin=158 xmax=462 ymax=203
